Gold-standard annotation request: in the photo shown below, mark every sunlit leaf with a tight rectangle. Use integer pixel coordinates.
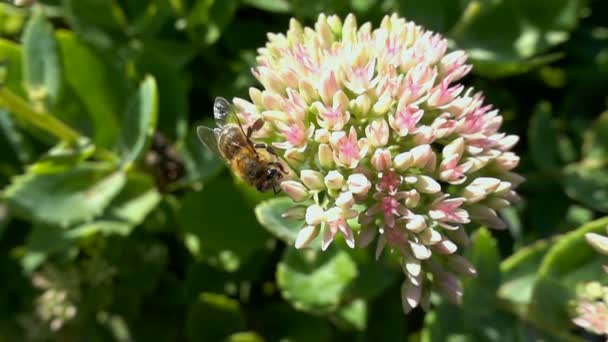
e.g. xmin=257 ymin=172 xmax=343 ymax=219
xmin=276 ymin=247 xmax=357 ymax=313
xmin=117 ymin=75 xmax=158 ymax=166
xmin=3 ymin=162 xmax=126 ymax=227
xmin=22 ymin=8 xmax=63 ymax=106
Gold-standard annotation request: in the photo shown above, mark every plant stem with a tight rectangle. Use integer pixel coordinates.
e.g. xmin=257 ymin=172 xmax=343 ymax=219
xmin=0 ymin=87 xmax=118 ymax=164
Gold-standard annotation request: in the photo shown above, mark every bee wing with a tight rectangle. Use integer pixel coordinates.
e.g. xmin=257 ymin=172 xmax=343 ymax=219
xmin=196 ymin=126 xmax=223 ymax=159
xmin=213 ymin=97 xmax=238 ymax=127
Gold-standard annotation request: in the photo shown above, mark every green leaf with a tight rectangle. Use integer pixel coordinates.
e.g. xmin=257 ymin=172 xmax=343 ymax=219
xmin=462 ymin=228 xmax=501 ymax=311
xmin=276 ymin=247 xmax=357 ymax=313
xmin=334 ymin=298 xmax=367 ymax=331
xmin=499 ymin=239 xmax=551 ymax=304
xmin=56 ymin=30 xmax=122 ymax=147
xmin=452 ymin=0 xmax=579 ymax=77
xmin=70 ymin=172 xmax=161 ymax=236
xmin=582 ymin=111 xmax=608 ymax=162
xmin=255 ymin=197 xmax=311 ymax=246
xmin=563 ymin=164 xmax=608 ymax=212
xmin=528 ymin=101 xmax=561 ymax=170
xmin=22 ymin=8 xmax=63 ymax=106
xmin=187 ymin=0 xmax=239 ymax=45
xmin=0 ymin=38 xmax=25 ymax=95
xmin=0 ymin=110 xmax=34 ymax=167
xmin=178 ymin=178 xmax=271 ymax=271
xmin=224 ymin=332 xmax=265 ymax=342
xmin=186 ymin=292 xmax=246 ymax=342
xmin=117 ymin=75 xmax=158 ymax=166
xmin=242 ymin=0 xmax=290 ymax=13
xmin=529 ymin=217 xmax=608 ymax=329
xmin=3 ymin=162 xmax=126 ymax=227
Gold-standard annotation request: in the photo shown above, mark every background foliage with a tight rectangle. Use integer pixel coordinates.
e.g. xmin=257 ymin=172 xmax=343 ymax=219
xmin=0 ymin=0 xmax=607 ymax=341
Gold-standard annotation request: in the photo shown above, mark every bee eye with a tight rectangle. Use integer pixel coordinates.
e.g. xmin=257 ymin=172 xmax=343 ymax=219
xmin=266 ymin=169 xmax=278 ymax=179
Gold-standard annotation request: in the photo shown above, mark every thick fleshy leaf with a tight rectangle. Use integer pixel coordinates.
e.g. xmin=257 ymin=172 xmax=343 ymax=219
xmin=56 ymin=30 xmax=123 ymax=147
xmin=452 ymin=0 xmax=579 ymax=77
xmin=117 ymin=75 xmax=158 ymax=166
xmin=187 ymin=0 xmax=239 ymax=45
xmin=583 ymin=111 xmax=608 ymax=162
xmin=529 ymin=217 xmax=608 ymax=328
xmin=178 ymin=178 xmax=271 ymax=271
xmin=3 ymin=163 xmax=126 ymax=227
xmin=22 ymin=9 xmax=63 ymax=106
xmin=462 ymin=228 xmax=501 ymax=310
xmin=528 ymin=101 xmax=561 ymax=170
xmin=0 ymin=38 xmax=25 ymax=95
xmin=563 ymin=164 xmax=608 ymax=212
xmin=499 ymin=239 xmax=551 ymax=304
xmin=242 ymin=0 xmax=290 ymax=13
xmin=255 ymin=197 xmax=320 ymax=248
xmin=277 ymin=247 xmax=357 ymax=313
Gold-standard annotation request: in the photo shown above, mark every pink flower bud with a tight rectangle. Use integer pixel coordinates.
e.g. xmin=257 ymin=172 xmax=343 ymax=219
xmin=446 ymin=254 xmax=477 ymax=277
xmin=394 ymin=152 xmax=414 ymax=171
xmin=358 ymin=226 xmax=377 ymax=248
xmin=419 ymin=228 xmax=441 ymax=245
xmin=336 ymin=191 xmax=355 ymax=208
xmin=371 ymin=149 xmax=392 ymax=171
xmin=320 ymin=71 xmax=340 ymax=105
xmin=314 ymin=128 xmax=330 ymax=143
xmin=467 ymin=204 xmax=506 ymax=229
xmin=299 ymin=78 xmax=318 ymax=103
xmin=406 ymin=215 xmax=427 ymax=233
xmin=305 ymin=204 xmax=326 ymax=226
xmin=410 ymin=145 xmax=433 ymax=168
xmin=347 ymin=173 xmax=371 ymax=196
xmin=401 ymin=280 xmax=421 ymax=314
xmin=281 ymin=181 xmax=310 ymax=202
xmin=324 ymin=170 xmax=345 ymax=190
xmin=295 ymin=226 xmax=319 ymax=249
xmin=409 ymin=240 xmax=432 ymax=260
xmin=318 ymin=144 xmax=334 ymax=168
xmin=416 ymin=175 xmax=441 ymax=194
xmin=351 ymin=94 xmax=371 ymax=116
xmin=365 ymin=119 xmax=389 ymax=147
xmin=586 ymin=232 xmax=608 ymax=255
xmin=301 ymin=170 xmax=325 ymax=190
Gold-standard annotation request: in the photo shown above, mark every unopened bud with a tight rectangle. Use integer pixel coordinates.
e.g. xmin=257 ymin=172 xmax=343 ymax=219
xmin=281 ymin=181 xmax=310 ymax=202
xmin=301 ymin=170 xmax=325 ymax=190
xmin=295 ymin=225 xmax=319 ymax=249
xmin=324 ymin=170 xmax=345 ymax=190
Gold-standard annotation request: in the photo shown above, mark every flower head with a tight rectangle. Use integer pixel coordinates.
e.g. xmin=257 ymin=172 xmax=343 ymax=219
xmin=572 ymin=282 xmax=608 ymax=337
xmin=230 ymin=13 xmax=521 ymax=314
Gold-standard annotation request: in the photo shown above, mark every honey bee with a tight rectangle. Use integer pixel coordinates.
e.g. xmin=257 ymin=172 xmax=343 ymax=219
xmin=197 ymin=97 xmax=287 ymax=193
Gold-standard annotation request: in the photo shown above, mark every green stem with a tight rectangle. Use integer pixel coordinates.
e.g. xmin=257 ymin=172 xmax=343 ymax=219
xmin=0 ymin=87 xmax=118 ymax=164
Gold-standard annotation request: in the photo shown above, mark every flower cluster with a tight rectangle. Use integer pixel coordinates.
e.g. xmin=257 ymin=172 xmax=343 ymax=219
xmin=232 ymin=14 xmax=522 ymax=312
xmin=572 ymin=282 xmax=608 ymax=337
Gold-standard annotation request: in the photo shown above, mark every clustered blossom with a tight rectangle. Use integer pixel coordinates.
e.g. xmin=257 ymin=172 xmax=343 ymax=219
xmin=572 ymin=282 xmax=608 ymax=337
xmin=232 ymin=14 xmax=522 ymax=313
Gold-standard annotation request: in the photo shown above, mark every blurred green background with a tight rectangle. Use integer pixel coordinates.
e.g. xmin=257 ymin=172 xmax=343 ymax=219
xmin=0 ymin=0 xmax=607 ymax=341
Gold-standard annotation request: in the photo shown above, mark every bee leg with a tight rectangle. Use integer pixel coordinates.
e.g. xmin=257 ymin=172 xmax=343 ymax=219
xmin=272 ymin=162 xmax=287 ymax=174
xmin=246 ymin=118 xmax=265 ymax=138
xmin=253 ymin=143 xmax=279 ymax=157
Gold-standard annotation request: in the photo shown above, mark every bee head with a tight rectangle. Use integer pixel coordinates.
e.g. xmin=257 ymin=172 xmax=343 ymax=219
xmin=256 ymin=166 xmax=284 ymax=192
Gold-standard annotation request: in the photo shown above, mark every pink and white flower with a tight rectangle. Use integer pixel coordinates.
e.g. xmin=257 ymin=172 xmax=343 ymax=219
xmin=228 ymin=13 xmax=522 ymax=315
